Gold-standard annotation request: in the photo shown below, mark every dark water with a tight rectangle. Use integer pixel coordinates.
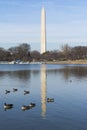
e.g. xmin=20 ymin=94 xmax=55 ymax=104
xmin=0 ymin=64 xmax=87 ymax=130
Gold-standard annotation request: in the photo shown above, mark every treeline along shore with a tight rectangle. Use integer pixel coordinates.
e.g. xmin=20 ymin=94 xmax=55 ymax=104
xmin=0 ymin=43 xmax=87 ymax=64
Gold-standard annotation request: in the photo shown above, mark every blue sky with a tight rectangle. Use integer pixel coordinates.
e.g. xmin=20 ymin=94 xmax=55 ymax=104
xmin=0 ymin=0 xmax=87 ymax=51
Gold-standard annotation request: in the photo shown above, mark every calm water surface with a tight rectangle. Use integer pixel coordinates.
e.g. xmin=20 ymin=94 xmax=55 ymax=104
xmin=0 ymin=64 xmax=87 ymax=130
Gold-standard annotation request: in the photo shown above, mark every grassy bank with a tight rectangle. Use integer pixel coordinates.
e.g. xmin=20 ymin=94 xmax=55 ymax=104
xmin=46 ymin=60 xmax=87 ymax=64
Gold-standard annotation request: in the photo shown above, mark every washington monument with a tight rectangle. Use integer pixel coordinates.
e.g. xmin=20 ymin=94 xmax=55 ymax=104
xmin=41 ymin=7 xmax=46 ymax=54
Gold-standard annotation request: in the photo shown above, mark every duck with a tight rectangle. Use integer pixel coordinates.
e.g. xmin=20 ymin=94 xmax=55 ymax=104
xmin=4 ymin=103 xmax=13 ymax=109
xmin=29 ymin=103 xmax=36 ymax=108
xmin=13 ymin=88 xmax=18 ymax=92
xmin=21 ymin=105 xmax=30 ymax=111
xmin=21 ymin=103 xmax=36 ymax=110
xmin=47 ymin=98 xmax=54 ymax=102
xmin=24 ymin=90 xmax=30 ymax=95
xmin=5 ymin=90 xmax=10 ymax=94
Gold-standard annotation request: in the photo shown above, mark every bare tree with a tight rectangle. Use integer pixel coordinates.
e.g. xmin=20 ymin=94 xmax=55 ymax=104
xmin=61 ymin=44 xmax=71 ymax=60
xmin=30 ymin=51 xmax=41 ymax=61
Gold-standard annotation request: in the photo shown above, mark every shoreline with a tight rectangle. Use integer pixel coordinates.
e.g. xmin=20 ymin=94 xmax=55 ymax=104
xmin=46 ymin=60 xmax=87 ymax=64
xmin=0 ymin=60 xmax=87 ymax=64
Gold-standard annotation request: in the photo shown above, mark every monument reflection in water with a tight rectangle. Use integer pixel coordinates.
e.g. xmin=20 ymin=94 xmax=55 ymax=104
xmin=41 ymin=64 xmax=47 ymax=118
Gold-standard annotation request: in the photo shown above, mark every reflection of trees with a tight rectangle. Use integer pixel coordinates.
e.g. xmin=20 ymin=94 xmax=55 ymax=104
xmin=31 ymin=70 xmax=40 ymax=77
xmin=0 ymin=70 xmax=40 ymax=81
xmin=0 ymin=71 xmax=31 ymax=81
xmin=0 ymin=70 xmax=38 ymax=81
xmin=0 ymin=65 xmax=87 ymax=81
xmin=46 ymin=66 xmax=87 ymax=80
xmin=58 ymin=66 xmax=87 ymax=79
xmin=10 ymin=71 xmax=31 ymax=81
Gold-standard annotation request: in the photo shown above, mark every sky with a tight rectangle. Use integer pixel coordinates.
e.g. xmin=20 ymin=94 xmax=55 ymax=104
xmin=0 ymin=0 xmax=87 ymax=51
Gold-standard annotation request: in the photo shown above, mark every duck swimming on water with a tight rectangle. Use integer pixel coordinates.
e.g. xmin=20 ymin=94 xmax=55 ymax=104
xmin=21 ymin=105 xmax=30 ymax=111
xmin=47 ymin=98 xmax=54 ymax=102
xmin=29 ymin=103 xmax=36 ymax=108
xmin=21 ymin=103 xmax=36 ymax=111
xmin=13 ymin=88 xmax=18 ymax=92
xmin=5 ymin=90 xmax=10 ymax=94
xmin=4 ymin=103 xmax=13 ymax=109
xmin=24 ymin=90 xmax=30 ymax=95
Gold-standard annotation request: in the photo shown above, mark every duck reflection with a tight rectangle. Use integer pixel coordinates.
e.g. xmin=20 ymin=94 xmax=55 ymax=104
xmin=41 ymin=64 xmax=47 ymax=118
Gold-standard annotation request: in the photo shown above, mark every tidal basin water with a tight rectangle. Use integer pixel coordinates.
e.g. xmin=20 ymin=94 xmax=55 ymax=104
xmin=0 ymin=64 xmax=87 ymax=130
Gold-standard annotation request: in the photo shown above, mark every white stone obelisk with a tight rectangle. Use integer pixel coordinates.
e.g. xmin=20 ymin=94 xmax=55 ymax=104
xmin=41 ymin=7 xmax=46 ymax=54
